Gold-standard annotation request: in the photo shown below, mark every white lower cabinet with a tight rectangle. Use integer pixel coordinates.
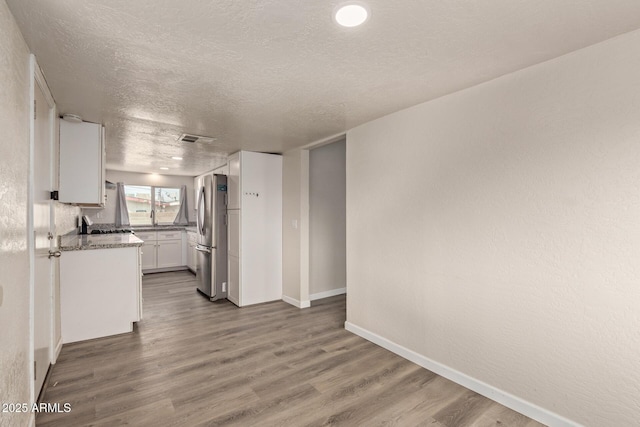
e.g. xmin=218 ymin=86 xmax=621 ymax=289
xmin=186 ymin=231 xmax=197 ymax=273
xmin=157 ymin=239 xmax=182 ymax=268
xmin=137 ymin=230 xmax=186 ymax=272
xmin=141 ymin=241 xmax=157 ymax=270
xmin=60 ymin=246 xmax=141 ymax=343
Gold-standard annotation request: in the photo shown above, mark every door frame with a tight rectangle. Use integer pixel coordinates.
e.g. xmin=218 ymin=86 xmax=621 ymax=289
xmin=28 ymin=54 xmax=57 ymax=403
xmin=297 ymin=132 xmax=346 ymax=307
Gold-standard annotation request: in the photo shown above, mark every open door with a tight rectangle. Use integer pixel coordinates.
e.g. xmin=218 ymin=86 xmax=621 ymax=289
xmin=31 ymin=56 xmax=56 ymax=400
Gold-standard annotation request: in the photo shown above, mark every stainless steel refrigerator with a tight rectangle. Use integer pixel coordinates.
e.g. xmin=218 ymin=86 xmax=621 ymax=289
xmin=195 ymin=174 xmax=228 ymax=301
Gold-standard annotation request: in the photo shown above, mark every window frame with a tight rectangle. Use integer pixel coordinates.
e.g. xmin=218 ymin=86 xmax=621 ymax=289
xmin=123 ymin=184 xmax=182 ymax=226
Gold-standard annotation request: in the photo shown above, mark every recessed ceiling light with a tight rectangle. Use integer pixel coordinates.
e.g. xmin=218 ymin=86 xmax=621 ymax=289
xmin=159 ymin=167 xmax=169 ymax=170
xmin=171 ymin=156 xmax=183 ymax=160
xmin=334 ymin=3 xmax=369 ymax=27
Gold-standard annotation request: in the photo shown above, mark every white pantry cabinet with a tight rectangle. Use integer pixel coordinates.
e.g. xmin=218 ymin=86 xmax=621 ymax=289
xmin=227 ymin=154 xmax=240 ymax=210
xmin=59 ymin=120 xmax=105 ymax=207
xmin=226 ymin=151 xmax=282 ymax=307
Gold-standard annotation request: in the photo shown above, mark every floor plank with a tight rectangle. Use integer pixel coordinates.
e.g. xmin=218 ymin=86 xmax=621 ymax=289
xmin=37 ymin=271 xmax=545 ymax=426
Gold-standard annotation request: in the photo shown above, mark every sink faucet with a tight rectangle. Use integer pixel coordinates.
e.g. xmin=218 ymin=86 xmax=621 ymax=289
xmin=150 ymin=209 xmax=156 ymax=226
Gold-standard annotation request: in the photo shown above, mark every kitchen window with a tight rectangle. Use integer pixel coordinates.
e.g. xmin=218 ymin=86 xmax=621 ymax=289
xmin=124 ymin=185 xmax=182 ymax=226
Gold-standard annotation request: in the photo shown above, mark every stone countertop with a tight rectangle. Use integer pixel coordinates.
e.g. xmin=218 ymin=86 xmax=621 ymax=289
xmin=59 ymin=234 xmax=144 ymax=251
xmin=185 ymin=226 xmax=197 ymax=233
xmin=89 ymin=223 xmax=196 ymax=233
xmin=132 ymin=226 xmax=187 ymax=232
xmin=131 ymin=224 xmax=196 ymax=232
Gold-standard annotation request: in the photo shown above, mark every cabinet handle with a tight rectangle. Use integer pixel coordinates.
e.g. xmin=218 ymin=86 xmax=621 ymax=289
xmin=48 ymin=250 xmax=62 ymax=259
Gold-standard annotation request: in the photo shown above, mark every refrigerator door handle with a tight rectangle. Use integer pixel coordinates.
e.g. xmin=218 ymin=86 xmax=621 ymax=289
xmin=197 ymin=186 xmax=206 ymax=235
xmin=195 ymin=245 xmax=211 ymax=254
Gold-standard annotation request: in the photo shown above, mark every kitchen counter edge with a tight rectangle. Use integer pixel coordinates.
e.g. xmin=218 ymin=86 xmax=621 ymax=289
xmin=59 ymin=234 xmax=144 ymax=251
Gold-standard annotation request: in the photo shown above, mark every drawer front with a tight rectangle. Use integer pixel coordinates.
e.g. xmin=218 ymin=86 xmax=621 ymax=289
xmin=157 ymin=230 xmax=183 ymax=241
xmin=135 ymin=231 xmax=157 ymax=242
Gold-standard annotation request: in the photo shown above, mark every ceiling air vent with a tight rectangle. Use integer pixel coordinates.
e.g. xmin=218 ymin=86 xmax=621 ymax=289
xmin=177 ymin=133 xmax=217 ymax=144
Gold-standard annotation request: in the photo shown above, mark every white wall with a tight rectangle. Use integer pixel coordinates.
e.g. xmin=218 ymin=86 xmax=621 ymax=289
xmin=83 ymin=170 xmax=196 ymax=225
xmin=309 ymin=140 xmax=346 ymax=298
xmin=346 ymin=29 xmax=640 ymax=426
xmin=0 ymin=2 xmax=34 ymax=425
xmin=282 ymin=148 xmax=310 ymax=306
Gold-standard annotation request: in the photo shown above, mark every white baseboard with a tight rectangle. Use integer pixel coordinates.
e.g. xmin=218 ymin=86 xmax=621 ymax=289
xmin=53 ymin=337 xmax=63 ymax=363
xmin=282 ymin=295 xmax=311 ymax=309
xmin=344 ymin=321 xmax=579 ymax=427
xmin=310 ymin=287 xmax=346 ymax=301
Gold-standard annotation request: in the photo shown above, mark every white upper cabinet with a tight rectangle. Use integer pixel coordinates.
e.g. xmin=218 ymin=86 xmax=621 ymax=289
xmin=227 ymin=152 xmax=240 ymax=210
xmin=212 ymin=163 xmax=229 ymax=176
xmin=59 ymin=120 xmax=105 ymax=207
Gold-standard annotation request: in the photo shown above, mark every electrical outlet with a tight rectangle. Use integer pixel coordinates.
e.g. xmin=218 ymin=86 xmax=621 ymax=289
xmin=222 ymin=282 xmax=227 ymax=292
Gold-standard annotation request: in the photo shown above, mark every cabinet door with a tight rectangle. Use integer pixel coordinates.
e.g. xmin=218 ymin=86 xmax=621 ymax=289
xmin=59 ymin=120 xmax=105 ymax=205
xmin=227 ymin=210 xmax=240 ymax=258
xmin=228 ymin=255 xmax=240 ymax=306
xmin=186 ymin=241 xmax=193 ymax=270
xmin=186 ymin=232 xmax=197 ymax=271
xmin=189 ymin=243 xmax=198 ymax=271
xmin=137 ymin=248 xmax=143 ymax=321
xmin=187 ymin=242 xmax=198 ymax=271
xmin=141 ymin=242 xmax=156 ymax=270
xmin=157 ymin=240 xmax=182 ymax=268
xmin=227 ymin=152 xmax=240 ymax=209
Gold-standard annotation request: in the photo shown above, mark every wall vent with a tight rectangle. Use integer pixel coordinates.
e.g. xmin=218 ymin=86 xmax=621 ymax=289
xmin=178 ymin=133 xmax=217 ymax=144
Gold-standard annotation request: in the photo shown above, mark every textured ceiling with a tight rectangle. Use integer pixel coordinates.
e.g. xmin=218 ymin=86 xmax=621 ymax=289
xmin=7 ymin=0 xmax=640 ymax=176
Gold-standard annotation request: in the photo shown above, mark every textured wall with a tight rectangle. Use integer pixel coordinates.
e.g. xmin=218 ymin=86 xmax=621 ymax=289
xmin=0 ymin=1 xmax=32 ymax=426
xmin=346 ymin=29 xmax=640 ymax=426
xmin=309 ymin=140 xmax=346 ymax=296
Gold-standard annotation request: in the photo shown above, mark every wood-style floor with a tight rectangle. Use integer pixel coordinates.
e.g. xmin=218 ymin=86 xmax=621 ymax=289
xmin=38 ymin=271 xmax=545 ymax=426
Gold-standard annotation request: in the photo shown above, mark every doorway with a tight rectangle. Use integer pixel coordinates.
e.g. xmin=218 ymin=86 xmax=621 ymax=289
xmin=308 ymin=138 xmax=346 ymax=303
